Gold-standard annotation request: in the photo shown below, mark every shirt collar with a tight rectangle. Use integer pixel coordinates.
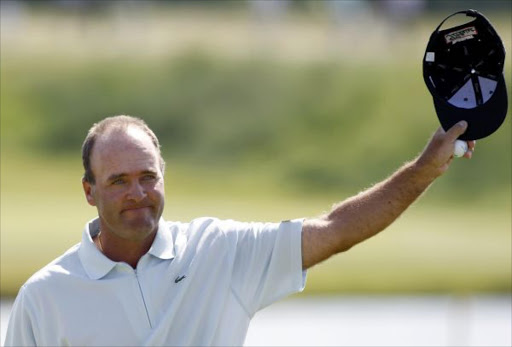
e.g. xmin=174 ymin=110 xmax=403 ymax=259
xmin=148 ymin=219 xmax=175 ymax=260
xmin=79 ymin=218 xmax=175 ymax=280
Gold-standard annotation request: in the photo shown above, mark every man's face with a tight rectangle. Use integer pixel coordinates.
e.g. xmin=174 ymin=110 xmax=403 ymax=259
xmin=82 ymin=126 xmax=165 ymax=241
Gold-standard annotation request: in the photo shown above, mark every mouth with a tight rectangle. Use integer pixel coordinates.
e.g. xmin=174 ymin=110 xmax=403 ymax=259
xmin=122 ymin=206 xmax=152 ymax=213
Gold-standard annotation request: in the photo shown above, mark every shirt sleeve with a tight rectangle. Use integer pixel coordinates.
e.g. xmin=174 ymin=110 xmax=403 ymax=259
xmin=4 ymin=285 xmax=37 ymax=347
xmin=226 ymin=219 xmax=307 ymax=317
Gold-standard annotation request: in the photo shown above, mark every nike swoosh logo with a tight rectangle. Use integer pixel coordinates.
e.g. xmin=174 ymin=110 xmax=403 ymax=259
xmin=174 ymin=275 xmax=186 ymax=283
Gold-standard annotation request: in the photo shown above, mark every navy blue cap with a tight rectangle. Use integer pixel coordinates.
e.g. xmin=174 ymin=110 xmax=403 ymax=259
xmin=423 ymin=10 xmax=508 ymax=140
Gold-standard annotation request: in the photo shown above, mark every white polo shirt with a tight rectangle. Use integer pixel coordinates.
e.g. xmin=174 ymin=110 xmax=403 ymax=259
xmin=5 ymin=217 xmax=306 ymax=346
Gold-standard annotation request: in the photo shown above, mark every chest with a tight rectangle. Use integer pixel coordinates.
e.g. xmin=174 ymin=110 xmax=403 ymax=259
xmin=36 ymin=240 xmax=246 ymax=346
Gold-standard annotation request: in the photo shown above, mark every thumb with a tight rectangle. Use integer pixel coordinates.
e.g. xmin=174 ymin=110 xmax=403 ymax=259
xmin=445 ymin=121 xmax=468 ymax=141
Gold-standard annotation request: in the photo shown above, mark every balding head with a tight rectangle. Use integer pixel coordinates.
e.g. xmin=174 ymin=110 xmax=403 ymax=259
xmin=82 ymin=115 xmax=165 ymax=184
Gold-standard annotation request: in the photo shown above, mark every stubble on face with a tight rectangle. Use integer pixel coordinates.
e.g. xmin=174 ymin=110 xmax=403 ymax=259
xmin=87 ymin=126 xmax=165 ymax=242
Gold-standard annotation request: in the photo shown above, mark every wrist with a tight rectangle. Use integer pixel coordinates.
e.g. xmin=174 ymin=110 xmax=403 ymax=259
xmin=410 ymin=157 xmax=439 ymax=186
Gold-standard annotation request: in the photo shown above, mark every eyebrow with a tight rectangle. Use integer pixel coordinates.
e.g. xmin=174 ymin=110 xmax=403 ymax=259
xmin=107 ymin=173 xmax=127 ymax=183
xmin=106 ymin=170 xmax=159 ymax=183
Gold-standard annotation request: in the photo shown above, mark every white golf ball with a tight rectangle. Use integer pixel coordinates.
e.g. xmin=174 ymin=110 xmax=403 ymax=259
xmin=454 ymin=140 xmax=468 ymax=158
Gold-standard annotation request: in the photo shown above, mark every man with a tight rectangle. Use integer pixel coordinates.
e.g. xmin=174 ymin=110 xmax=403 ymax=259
xmin=5 ymin=115 xmax=474 ymax=346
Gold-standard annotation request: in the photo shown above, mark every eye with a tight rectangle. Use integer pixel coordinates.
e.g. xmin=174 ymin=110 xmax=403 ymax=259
xmin=141 ymin=174 xmax=157 ymax=182
xmin=111 ymin=178 xmax=125 ymax=185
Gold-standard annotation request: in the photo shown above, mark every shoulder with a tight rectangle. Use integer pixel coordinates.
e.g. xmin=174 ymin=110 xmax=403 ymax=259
xmin=164 ymin=217 xmax=233 ymax=237
xmin=163 ymin=217 xmax=252 ymax=254
xmin=165 ymin=217 xmax=230 ymax=242
xmin=22 ymin=243 xmax=83 ymax=293
xmin=165 ymin=217 xmax=302 ymax=239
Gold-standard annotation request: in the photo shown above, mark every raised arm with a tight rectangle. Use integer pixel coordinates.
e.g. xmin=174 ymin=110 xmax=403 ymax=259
xmin=301 ymin=121 xmax=475 ymax=270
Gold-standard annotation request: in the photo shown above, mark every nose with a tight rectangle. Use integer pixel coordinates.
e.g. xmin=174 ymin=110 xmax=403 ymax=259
xmin=127 ymin=181 xmax=146 ymax=202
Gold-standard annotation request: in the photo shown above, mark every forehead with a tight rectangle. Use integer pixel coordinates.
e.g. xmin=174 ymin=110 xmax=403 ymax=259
xmin=91 ymin=126 xmax=160 ymax=178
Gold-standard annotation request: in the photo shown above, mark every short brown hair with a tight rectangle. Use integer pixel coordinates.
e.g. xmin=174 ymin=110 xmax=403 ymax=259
xmin=82 ymin=115 xmax=165 ymax=184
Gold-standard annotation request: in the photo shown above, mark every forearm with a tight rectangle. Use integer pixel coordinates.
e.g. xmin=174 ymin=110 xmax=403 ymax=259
xmin=302 ymin=159 xmax=434 ymax=269
xmin=327 ymin=160 xmax=433 ymax=250
xmin=302 ymin=122 xmax=473 ymax=269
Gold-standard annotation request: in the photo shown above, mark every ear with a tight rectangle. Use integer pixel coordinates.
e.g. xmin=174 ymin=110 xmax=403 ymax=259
xmin=82 ymin=178 xmax=97 ymax=206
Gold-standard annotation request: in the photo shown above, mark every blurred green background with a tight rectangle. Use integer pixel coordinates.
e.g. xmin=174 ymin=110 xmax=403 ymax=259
xmin=1 ymin=1 xmax=510 ymax=297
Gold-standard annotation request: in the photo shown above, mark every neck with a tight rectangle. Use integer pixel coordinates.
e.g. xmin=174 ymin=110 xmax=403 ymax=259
xmin=97 ymin=229 xmax=157 ymax=269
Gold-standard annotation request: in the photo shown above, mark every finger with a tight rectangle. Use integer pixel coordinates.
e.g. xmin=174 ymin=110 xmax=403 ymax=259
xmin=463 ymin=140 xmax=476 ymax=159
xmin=445 ymin=121 xmax=468 ymax=141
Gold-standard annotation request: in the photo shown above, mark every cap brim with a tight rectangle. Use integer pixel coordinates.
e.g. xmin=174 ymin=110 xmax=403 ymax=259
xmin=433 ymin=74 xmax=508 ymax=141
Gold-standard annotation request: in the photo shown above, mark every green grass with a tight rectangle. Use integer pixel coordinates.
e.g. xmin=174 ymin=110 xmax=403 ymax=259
xmin=1 ymin=7 xmax=511 ymax=296
xmin=2 ymin=54 xmax=510 ymax=198
xmin=303 ymin=206 xmax=511 ymax=295
xmin=1 ymin=154 xmax=510 ymax=296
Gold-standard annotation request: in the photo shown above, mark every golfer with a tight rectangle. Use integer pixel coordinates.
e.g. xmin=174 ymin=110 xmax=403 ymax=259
xmin=5 ymin=115 xmax=474 ymax=346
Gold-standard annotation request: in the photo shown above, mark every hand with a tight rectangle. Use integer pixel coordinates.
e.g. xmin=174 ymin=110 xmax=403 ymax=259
xmin=415 ymin=121 xmax=476 ymax=180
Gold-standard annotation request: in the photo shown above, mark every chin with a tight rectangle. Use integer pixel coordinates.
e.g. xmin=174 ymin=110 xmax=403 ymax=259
xmin=124 ymin=219 xmax=157 ymax=236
